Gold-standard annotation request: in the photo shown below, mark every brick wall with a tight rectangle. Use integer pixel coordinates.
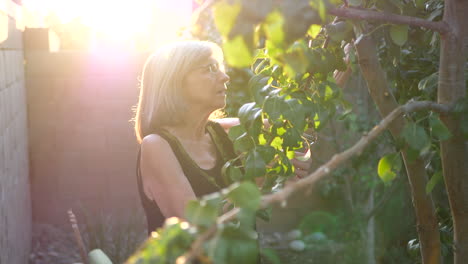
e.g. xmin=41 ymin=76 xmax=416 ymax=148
xmin=0 ymin=1 xmax=32 ymax=263
xmin=25 ymin=30 xmax=148 ymax=224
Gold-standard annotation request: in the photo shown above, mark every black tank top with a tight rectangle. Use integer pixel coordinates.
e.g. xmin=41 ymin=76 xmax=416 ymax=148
xmin=136 ymin=121 xmax=237 ymax=234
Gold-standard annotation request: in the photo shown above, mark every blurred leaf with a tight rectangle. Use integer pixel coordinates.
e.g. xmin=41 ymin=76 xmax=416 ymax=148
xmin=222 ymin=161 xmax=244 ymax=182
xmin=248 ymin=75 xmax=270 ymax=104
xmin=245 ymin=149 xmax=267 ymax=179
xmin=283 ymin=127 xmax=302 ymax=149
xmin=264 ymin=10 xmax=285 ymax=46
xmin=233 ymin=132 xmax=254 ymax=153
xmin=390 ymin=25 xmax=408 ymax=46
xmin=264 ymin=95 xmax=286 ymax=121
xmin=426 ymin=170 xmax=442 ymax=194
xmin=213 ymin=1 xmax=242 ymax=37
xmin=418 ymin=72 xmax=438 ymax=94
xmin=429 ymin=115 xmax=452 ymax=141
xmin=325 ymin=21 xmax=353 ymax=42
xmin=377 ymin=153 xmax=402 ymax=183
xmin=238 ymin=102 xmax=259 ymax=124
xmin=227 ymin=181 xmax=261 ymax=210
xmin=224 ymin=35 xmax=253 ymax=68
xmin=284 ymin=98 xmax=306 ymax=129
xmin=402 ymin=122 xmax=430 ymax=151
xmin=228 ymin=125 xmax=247 ymax=141
xmin=307 ymin=24 xmax=322 ymax=39
xmin=185 ymin=200 xmax=219 ymax=227
xmin=206 ymin=225 xmax=258 ymax=264
xmin=298 ymin=211 xmax=337 ymax=235
xmin=270 ymin=136 xmax=283 ymax=150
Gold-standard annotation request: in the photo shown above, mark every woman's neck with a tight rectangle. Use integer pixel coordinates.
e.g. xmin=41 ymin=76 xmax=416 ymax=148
xmin=166 ymin=108 xmax=213 ymax=141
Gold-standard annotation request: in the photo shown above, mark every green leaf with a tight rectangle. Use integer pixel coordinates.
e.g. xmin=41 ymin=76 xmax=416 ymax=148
xmin=233 ymin=132 xmax=254 ymax=153
xmin=256 ymin=145 xmax=276 ymax=164
xmin=245 ymin=149 xmax=267 ymax=179
xmin=238 ymin=102 xmax=260 ymax=125
xmin=222 ymin=161 xmax=244 ymax=182
xmin=213 ymin=1 xmax=242 ymax=37
xmin=237 ymin=208 xmax=257 ymax=229
xmin=298 ymin=211 xmax=337 ymax=235
xmin=426 ymin=171 xmax=442 ymax=194
xmin=390 ymin=25 xmax=408 ymax=46
xmin=206 ymin=225 xmax=258 ymax=264
xmin=429 ymin=116 xmax=452 ymax=141
xmin=377 ymin=153 xmax=402 ymax=183
xmin=284 ymin=98 xmax=306 ymax=130
xmin=248 ymin=75 xmax=270 ymax=104
xmin=313 ymin=113 xmax=321 ymax=129
xmin=223 ymin=35 xmax=253 ymax=68
xmin=402 ymin=122 xmax=430 ymax=151
xmin=264 ymin=10 xmax=285 ymax=46
xmin=227 ymin=181 xmax=261 ymax=211
xmin=282 ymin=127 xmax=302 ymax=149
xmin=264 ymin=95 xmax=286 ymax=121
xmin=307 ymin=24 xmax=322 ymax=39
xmin=418 ymin=72 xmax=438 ymax=94
xmin=270 ymin=136 xmax=283 ymax=150
xmin=228 ymin=125 xmax=247 ymax=141
xmin=185 ymin=199 xmax=219 ymax=227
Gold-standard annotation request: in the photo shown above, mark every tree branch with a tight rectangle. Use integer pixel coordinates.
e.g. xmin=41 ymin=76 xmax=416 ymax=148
xmin=178 ymin=100 xmax=451 ymax=263
xmin=328 ymin=7 xmax=450 ymax=34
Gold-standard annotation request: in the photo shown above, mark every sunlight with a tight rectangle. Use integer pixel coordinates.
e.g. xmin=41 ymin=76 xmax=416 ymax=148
xmin=22 ymin=0 xmax=193 ymax=50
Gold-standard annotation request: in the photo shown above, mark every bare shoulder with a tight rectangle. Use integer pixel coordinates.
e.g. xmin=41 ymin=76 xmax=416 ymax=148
xmin=141 ymin=134 xmax=172 ymax=159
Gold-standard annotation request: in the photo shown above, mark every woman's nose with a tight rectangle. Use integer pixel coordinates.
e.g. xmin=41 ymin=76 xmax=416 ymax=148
xmin=219 ymin=71 xmax=230 ymax=83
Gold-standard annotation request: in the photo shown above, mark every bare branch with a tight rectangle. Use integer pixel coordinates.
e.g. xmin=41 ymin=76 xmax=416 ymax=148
xmin=328 ymin=7 xmax=450 ymax=34
xmin=179 ymin=100 xmax=451 ymax=263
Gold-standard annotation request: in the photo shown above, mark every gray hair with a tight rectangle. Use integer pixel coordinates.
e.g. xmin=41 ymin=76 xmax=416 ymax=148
xmin=134 ymin=40 xmax=223 ymax=143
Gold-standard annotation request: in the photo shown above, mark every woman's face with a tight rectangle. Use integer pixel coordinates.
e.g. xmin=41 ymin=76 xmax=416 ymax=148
xmin=182 ymin=55 xmax=230 ymax=113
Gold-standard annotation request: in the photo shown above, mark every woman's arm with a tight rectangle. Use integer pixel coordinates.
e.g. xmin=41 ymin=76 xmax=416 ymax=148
xmin=214 ymin=117 xmax=240 ymax=132
xmin=140 ymin=134 xmax=197 ymax=219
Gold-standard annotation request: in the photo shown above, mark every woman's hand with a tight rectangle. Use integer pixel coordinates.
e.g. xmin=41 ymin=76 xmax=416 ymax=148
xmin=291 ymin=151 xmax=312 ymax=179
xmin=333 ymin=42 xmax=354 ymax=88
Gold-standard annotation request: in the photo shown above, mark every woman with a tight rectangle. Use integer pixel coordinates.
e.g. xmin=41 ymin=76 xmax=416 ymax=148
xmin=134 ymin=40 xmax=311 ymax=234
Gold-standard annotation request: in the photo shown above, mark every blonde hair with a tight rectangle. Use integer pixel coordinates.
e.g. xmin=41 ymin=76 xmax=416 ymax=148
xmin=134 ymin=40 xmax=224 ymax=143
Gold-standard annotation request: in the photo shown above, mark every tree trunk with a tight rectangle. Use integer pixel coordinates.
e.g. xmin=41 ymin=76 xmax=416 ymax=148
xmin=354 ymin=33 xmax=442 ymax=264
xmin=438 ymin=0 xmax=468 ymax=262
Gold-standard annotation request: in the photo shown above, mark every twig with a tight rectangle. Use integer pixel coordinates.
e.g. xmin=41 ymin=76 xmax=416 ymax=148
xmin=178 ymin=100 xmax=451 ymax=263
xmin=328 ymin=7 xmax=450 ymax=34
xmin=68 ymin=209 xmax=89 ymax=264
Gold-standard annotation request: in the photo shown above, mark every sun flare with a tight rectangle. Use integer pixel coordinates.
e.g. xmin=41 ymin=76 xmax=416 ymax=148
xmin=22 ymin=0 xmax=193 ymax=50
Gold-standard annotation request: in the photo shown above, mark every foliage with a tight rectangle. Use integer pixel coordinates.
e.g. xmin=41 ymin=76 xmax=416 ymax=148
xmin=127 ymin=0 xmax=468 ymax=263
